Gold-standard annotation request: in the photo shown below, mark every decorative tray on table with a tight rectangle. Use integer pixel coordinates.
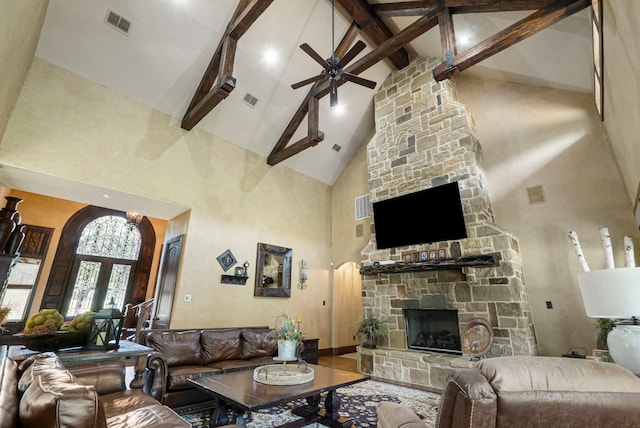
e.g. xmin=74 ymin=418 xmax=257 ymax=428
xmin=14 ymin=331 xmax=87 ymax=352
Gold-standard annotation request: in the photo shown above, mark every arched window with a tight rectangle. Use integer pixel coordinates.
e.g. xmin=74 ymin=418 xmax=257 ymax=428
xmin=65 ymin=216 xmax=141 ymax=316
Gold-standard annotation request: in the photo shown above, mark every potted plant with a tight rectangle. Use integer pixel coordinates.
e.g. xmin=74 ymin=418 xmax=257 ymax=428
xmin=274 ymin=313 xmax=303 ymax=359
xmin=595 ymin=318 xmax=616 ymax=350
xmin=357 ymin=314 xmax=388 ymax=349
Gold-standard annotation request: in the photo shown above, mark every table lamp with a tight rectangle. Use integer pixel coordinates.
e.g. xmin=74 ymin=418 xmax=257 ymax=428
xmin=578 ymin=267 xmax=640 ymax=373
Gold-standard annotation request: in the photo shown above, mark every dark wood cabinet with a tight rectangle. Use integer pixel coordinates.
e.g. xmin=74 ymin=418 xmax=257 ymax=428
xmin=300 ymin=338 xmax=319 ymax=364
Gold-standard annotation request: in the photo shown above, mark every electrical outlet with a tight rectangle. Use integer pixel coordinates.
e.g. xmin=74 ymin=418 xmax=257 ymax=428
xmin=184 ymin=294 xmax=192 ymax=302
xmin=546 ymin=301 xmax=553 ymax=309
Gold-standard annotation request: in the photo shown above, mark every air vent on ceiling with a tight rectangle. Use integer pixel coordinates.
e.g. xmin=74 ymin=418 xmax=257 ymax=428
xmin=105 ymin=10 xmax=131 ymax=35
xmin=527 ymin=185 xmax=546 ymax=204
xmin=242 ymin=92 xmax=258 ymax=108
xmin=355 ymin=195 xmax=369 ymax=220
xmin=332 ymin=144 xmax=342 ymax=152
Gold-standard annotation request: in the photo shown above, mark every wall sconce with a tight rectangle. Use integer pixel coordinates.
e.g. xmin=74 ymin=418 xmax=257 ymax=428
xmin=126 ymin=211 xmax=143 ymax=228
xmin=297 ymin=259 xmax=308 ymax=290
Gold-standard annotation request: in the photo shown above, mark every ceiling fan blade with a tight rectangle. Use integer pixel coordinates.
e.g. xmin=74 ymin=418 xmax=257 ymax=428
xmin=339 ymin=40 xmax=366 ymax=67
xmin=330 ymin=78 xmax=338 ymax=107
xmin=299 ymin=43 xmax=329 ymax=68
xmin=343 ymin=73 xmax=377 ymax=89
xmin=291 ymin=73 xmax=327 ymax=89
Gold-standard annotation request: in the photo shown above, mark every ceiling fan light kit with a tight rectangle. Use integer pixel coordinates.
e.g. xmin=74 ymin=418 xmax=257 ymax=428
xmin=291 ymin=0 xmax=375 ymax=107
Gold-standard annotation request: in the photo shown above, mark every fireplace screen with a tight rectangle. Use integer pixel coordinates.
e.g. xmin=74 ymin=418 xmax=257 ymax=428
xmin=404 ymin=309 xmax=461 ymax=354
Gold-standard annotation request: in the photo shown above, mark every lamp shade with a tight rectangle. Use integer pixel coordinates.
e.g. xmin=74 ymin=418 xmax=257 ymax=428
xmin=578 ymin=267 xmax=640 ymax=318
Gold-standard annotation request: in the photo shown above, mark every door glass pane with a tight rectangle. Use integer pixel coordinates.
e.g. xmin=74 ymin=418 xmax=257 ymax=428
xmin=105 ymin=264 xmax=131 ymax=310
xmin=67 ymin=261 xmax=101 ymax=317
xmin=76 ymin=216 xmax=141 ymax=260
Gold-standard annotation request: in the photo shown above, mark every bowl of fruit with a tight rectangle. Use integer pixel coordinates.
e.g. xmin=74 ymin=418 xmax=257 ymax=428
xmin=14 ymin=309 xmax=95 ymax=351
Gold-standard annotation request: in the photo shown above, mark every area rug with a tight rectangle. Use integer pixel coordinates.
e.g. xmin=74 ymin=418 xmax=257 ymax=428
xmin=180 ymin=379 xmax=439 ymax=427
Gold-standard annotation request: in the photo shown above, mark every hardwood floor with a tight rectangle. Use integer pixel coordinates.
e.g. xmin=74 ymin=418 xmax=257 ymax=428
xmin=317 ymin=354 xmax=358 ymax=373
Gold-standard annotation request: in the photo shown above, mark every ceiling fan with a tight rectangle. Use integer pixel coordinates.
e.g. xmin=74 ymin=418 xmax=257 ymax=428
xmin=291 ymin=0 xmax=376 ymax=107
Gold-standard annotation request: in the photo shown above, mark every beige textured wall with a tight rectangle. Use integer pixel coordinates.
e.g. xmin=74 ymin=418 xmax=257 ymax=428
xmin=1 ymin=59 xmax=334 ymax=345
xmin=456 ymin=75 xmax=640 ymax=356
xmin=330 ymin=138 xmax=371 ymax=349
xmin=601 ymin=1 xmax=640 ymax=206
xmin=0 ymin=0 xmax=47 ymax=142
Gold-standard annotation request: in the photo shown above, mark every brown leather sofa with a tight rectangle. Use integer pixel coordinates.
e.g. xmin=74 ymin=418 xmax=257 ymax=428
xmin=139 ymin=327 xmax=277 ymax=408
xmin=0 ymin=345 xmax=190 ymax=428
xmin=377 ymin=356 xmax=640 ymax=428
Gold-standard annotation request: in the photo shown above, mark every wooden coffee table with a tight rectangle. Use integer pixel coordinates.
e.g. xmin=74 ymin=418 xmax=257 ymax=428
xmin=188 ymin=363 xmax=369 ymax=428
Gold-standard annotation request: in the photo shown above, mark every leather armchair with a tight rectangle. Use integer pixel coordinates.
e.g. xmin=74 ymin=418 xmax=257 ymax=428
xmin=436 ymin=356 xmax=640 ymax=428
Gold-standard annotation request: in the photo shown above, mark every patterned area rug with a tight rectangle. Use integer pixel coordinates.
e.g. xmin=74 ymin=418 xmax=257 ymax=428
xmin=180 ymin=379 xmax=439 ymax=427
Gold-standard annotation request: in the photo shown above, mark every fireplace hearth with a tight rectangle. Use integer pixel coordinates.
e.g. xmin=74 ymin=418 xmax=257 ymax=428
xmin=404 ymin=309 xmax=461 ymax=355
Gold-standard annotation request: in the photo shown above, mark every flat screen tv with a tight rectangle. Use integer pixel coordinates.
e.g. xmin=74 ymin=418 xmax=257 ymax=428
xmin=372 ymin=182 xmax=467 ymax=249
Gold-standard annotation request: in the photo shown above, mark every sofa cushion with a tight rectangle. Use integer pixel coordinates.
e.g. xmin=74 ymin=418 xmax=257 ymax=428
xmin=146 ymin=330 xmax=203 ymax=366
xmin=18 ymin=353 xmax=74 ymax=394
xmin=100 ymin=389 xmax=170 ymax=419
xmin=201 ymin=329 xmax=243 ymax=364
xmin=166 ymin=365 xmax=223 ymax=390
xmin=241 ymin=328 xmax=276 ymax=358
xmin=19 ymin=375 xmax=107 ymax=428
xmin=209 ymin=355 xmax=275 ymax=373
xmin=105 ymin=403 xmax=190 ymax=428
xmin=377 ymin=402 xmax=425 ymax=428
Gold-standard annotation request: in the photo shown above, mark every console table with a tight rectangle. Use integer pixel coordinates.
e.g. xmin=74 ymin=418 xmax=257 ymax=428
xmin=8 ymin=340 xmax=153 ymax=389
xmin=300 ymin=338 xmax=319 ymax=364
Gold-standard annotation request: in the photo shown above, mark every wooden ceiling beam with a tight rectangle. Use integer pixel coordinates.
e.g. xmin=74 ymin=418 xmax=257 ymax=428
xmin=432 ymin=0 xmax=590 ymax=81
xmin=336 ymin=0 xmax=411 ymax=70
xmin=372 ymin=1 xmax=556 ymax=16
xmin=181 ymin=0 xmax=273 ymax=131
xmin=438 ymin=8 xmax=457 ymax=65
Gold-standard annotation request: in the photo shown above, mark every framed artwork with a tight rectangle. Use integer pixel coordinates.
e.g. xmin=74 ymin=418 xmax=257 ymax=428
xmin=412 ymin=252 xmax=420 ymax=262
xmin=428 ymin=250 xmax=437 ymax=260
xmin=402 ymin=252 xmax=413 ymax=263
xmin=420 ymin=251 xmax=428 ymax=261
xmin=216 ymin=249 xmax=237 ymax=272
xmin=438 ymin=248 xmax=448 ymax=259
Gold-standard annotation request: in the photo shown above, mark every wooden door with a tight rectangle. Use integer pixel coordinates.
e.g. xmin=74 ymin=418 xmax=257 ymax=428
xmin=151 ymin=235 xmax=183 ymax=329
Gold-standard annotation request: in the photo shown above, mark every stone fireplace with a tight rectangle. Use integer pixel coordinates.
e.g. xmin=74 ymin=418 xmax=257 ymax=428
xmin=358 ymin=56 xmax=537 ymax=389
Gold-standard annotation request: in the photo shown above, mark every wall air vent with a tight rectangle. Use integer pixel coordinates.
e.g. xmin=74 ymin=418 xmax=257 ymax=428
xmin=242 ymin=92 xmax=258 ymax=108
xmin=105 ymin=10 xmax=131 ymax=35
xmin=355 ymin=195 xmax=369 ymax=220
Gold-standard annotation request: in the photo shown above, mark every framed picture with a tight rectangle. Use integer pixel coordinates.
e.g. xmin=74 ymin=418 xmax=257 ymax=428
xmin=420 ymin=251 xmax=428 ymax=261
xmin=428 ymin=250 xmax=437 ymax=260
xmin=216 ymin=249 xmax=237 ymax=272
xmin=438 ymin=248 xmax=448 ymax=259
xmin=402 ymin=252 xmax=413 ymax=263
xmin=412 ymin=252 xmax=420 ymax=262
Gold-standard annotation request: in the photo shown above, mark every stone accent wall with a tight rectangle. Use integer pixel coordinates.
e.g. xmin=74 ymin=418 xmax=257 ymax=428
xmin=359 ymin=56 xmax=537 ymax=387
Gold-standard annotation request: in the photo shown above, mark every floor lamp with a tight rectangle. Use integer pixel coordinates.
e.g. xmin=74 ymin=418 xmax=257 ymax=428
xmin=578 ymin=267 xmax=640 ymax=374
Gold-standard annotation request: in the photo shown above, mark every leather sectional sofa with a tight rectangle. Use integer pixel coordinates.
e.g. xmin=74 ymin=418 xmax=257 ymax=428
xmin=0 ymin=345 xmax=189 ymax=428
xmin=377 ymin=355 xmax=640 ymax=428
xmin=139 ymin=327 xmax=277 ymax=408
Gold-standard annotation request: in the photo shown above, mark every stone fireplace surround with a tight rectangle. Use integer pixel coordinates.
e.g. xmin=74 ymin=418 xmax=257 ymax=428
xmin=358 ymin=56 xmax=538 ymax=390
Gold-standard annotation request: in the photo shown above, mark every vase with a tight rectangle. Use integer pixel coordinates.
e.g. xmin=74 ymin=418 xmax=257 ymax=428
xmin=3 ymin=197 xmax=22 ymax=225
xmin=277 ymin=339 xmax=298 ymax=359
xmin=4 ymin=224 xmax=25 ymax=255
xmin=0 ymin=209 xmax=16 ymax=254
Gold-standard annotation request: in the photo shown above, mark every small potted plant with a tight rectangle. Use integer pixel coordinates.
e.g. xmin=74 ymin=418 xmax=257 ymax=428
xmin=595 ymin=318 xmax=616 ymax=350
xmin=357 ymin=314 xmax=388 ymax=349
xmin=274 ymin=313 xmax=303 ymax=359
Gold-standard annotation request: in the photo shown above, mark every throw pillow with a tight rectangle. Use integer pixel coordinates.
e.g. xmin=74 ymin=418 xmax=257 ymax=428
xmin=201 ymin=329 xmax=243 ymax=364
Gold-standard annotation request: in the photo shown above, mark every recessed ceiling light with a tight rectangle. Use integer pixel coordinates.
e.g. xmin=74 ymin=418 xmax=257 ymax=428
xmin=263 ymin=48 xmax=278 ymax=66
xmin=459 ymin=35 xmax=470 ymax=45
xmin=102 ymin=194 xmax=111 ymax=199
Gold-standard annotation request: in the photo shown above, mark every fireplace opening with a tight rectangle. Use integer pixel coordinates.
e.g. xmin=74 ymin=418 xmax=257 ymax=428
xmin=404 ymin=309 xmax=461 ymax=355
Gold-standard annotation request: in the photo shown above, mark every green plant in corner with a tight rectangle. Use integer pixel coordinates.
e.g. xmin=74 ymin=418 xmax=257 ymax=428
xmin=357 ymin=314 xmax=388 ymax=349
xmin=595 ymin=318 xmax=616 ymax=350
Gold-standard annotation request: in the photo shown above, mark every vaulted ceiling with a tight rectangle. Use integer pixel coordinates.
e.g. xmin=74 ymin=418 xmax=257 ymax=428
xmin=33 ymin=0 xmax=593 ymax=187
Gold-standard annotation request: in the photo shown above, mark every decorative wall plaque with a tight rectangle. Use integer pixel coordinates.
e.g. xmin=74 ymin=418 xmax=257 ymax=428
xmin=216 ymin=249 xmax=237 ymax=272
